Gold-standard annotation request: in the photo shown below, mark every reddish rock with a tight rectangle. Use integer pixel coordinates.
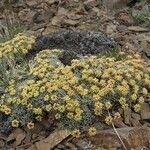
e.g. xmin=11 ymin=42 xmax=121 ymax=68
xmin=84 ymin=0 xmax=99 ymax=9
xmin=18 ymin=9 xmax=37 ymax=22
xmin=141 ymin=103 xmax=150 ymax=120
xmin=131 ymin=113 xmax=142 ymax=127
xmin=88 ymin=127 xmax=150 ymax=149
xmin=27 ymin=130 xmax=70 ymax=150
xmin=113 ymin=118 xmax=128 ymax=128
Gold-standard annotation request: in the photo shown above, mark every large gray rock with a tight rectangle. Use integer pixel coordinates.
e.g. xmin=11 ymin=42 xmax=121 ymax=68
xmin=27 ymin=31 xmax=117 ymax=64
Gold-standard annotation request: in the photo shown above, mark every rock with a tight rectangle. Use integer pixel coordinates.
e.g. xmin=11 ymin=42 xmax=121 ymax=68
xmin=0 ymin=133 xmax=7 ymax=141
xmin=7 ymin=129 xmax=26 ymax=146
xmin=23 ymin=131 xmax=31 ymax=145
xmin=141 ymin=103 xmax=150 ymax=120
xmin=131 ymin=118 xmax=142 ymax=127
xmin=39 ymin=118 xmax=52 ymax=130
xmin=139 ymin=34 xmax=150 ymax=57
xmin=7 ymin=133 xmax=15 ymax=143
xmin=124 ymin=109 xmax=131 ymax=125
xmin=0 ymin=140 xmax=5 ymax=148
xmin=35 ymin=2 xmax=49 ymax=11
xmin=88 ymin=127 xmax=150 ymax=149
xmin=44 ymin=0 xmax=57 ymax=5
xmin=0 ymin=1 xmax=4 ymax=9
xmin=116 ymin=11 xmax=131 ymax=25
xmin=128 ymin=26 xmax=149 ymax=32
xmin=16 ymin=143 xmax=32 ymax=149
xmin=25 ymin=0 xmax=38 ymax=7
xmin=116 ymin=25 xmax=128 ymax=32
xmin=103 ymin=0 xmax=132 ymax=9
xmin=27 ymin=129 xmax=70 ymax=150
xmin=73 ymin=138 xmax=93 ymax=149
xmin=15 ymin=129 xmax=26 ymax=146
xmin=18 ymin=9 xmax=37 ymax=22
xmin=67 ymin=12 xmax=82 ymax=20
xmin=92 ymin=7 xmax=101 ymax=17
xmin=84 ymin=0 xmax=99 ymax=10
xmin=26 ymin=30 xmax=42 ymax=37
xmin=132 ymin=113 xmax=141 ymax=120
xmin=33 ymin=11 xmax=54 ymax=24
xmin=42 ymin=25 xmax=62 ymax=35
xmin=51 ymin=16 xmax=65 ymax=26
xmin=26 ymin=145 xmax=36 ymax=150
xmin=30 ymin=23 xmax=47 ymax=31
xmin=125 ymin=42 xmax=137 ymax=51
xmin=57 ymin=144 xmax=67 ymax=149
xmin=64 ymin=142 xmax=78 ymax=150
xmin=106 ymin=24 xmax=117 ymax=35
xmin=146 ymin=94 xmax=150 ymax=103
xmin=57 ymin=7 xmax=69 ymax=16
xmin=12 ymin=0 xmax=26 ymax=8
xmin=113 ymin=117 xmax=128 ymax=128
xmin=64 ymin=19 xmax=79 ymax=26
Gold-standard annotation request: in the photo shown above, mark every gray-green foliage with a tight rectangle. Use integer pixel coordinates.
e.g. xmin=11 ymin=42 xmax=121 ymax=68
xmin=0 ymin=12 xmax=25 ymax=43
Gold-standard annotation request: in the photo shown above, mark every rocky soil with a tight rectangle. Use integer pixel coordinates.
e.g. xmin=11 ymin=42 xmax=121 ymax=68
xmin=0 ymin=0 xmax=150 ymax=150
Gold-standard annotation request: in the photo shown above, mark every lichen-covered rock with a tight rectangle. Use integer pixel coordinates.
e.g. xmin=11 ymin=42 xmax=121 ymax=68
xmin=27 ymin=31 xmax=117 ymax=64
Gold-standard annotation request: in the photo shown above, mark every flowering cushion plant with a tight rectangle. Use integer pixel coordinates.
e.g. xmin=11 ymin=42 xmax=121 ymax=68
xmin=0 ymin=34 xmax=150 ymax=137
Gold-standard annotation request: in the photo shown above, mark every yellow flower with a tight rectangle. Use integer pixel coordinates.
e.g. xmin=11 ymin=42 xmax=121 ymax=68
xmin=94 ymin=102 xmax=103 ymax=115
xmin=119 ymin=97 xmax=126 ymax=105
xmin=4 ymin=108 xmax=11 ymax=115
xmin=135 ymin=74 xmax=141 ymax=80
xmin=45 ymin=104 xmax=52 ymax=112
xmin=99 ymin=80 xmax=106 ymax=86
xmin=133 ymin=85 xmax=139 ymax=94
xmin=51 ymin=95 xmax=58 ymax=101
xmin=67 ymin=112 xmax=74 ymax=119
xmin=10 ymin=89 xmax=16 ymax=96
xmin=44 ymin=95 xmax=49 ymax=101
xmin=74 ymin=114 xmax=82 ymax=121
xmin=35 ymin=116 xmax=42 ymax=121
xmin=90 ymin=85 xmax=99 ymax=93
xmin=27 ymin=104 xmax=33 ymax=110
xmin=105 ymin=115 xmax=113 ymax=125
xmin=33 ymin=91 xmax=39 ymax=97
xmin=142 ymin=88 xmax=148 ymax=95
xmin=55 ymin=113 xmax=61 ymax=119
xmin=117 ymin=85 xmax=128 ymax=96
xmin=131 ymin=94 xmax=137 ymax=101
xmin=121 ymin=103 xmax=128 ymax=110
xmin=115 ymin=75 xmax=123 ymax=81
xmin=93 ymin=94 xmax=100 ymax=101
xmin=144 ymin=78 xmax=150 ymax=86
xmin=138 ymin=96 xmax=144 ymax=104
xmin=134 ymin=104 xmax=141 ymax=112
xmin=88 ymin=127 xmax=97 ymax=136
xmin=33 ymin=108 xmax=42 ymax=115
xmin=72 ymin=129 xmax=81 ymax=138
xmin=12 ymin=119 xmax=19 ymax=128
xmin=105 ymin=102 xmax=112 ymax=109
xmin=27 ymin=122 xmax=34 ymax=129
xmin=40 ymin=86 xmax=46 ymax=93
xmin=114 ymin=112 xmax=121 ymax=120
xmin=129 ymin=79 xmax=136 ymax=86
xmin=58 ymin=105 xmax=65 ymax=113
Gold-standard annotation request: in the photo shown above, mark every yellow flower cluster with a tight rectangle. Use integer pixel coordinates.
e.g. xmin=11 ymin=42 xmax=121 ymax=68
xmin=0 ymin=33 xmax=35 ymax=61
xmin=0 ymin=34 xmax=149 ymax=135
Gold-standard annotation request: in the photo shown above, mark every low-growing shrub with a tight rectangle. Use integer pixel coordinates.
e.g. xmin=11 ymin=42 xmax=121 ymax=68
xmin=0 ymin=34 xmax=150 ymax=137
